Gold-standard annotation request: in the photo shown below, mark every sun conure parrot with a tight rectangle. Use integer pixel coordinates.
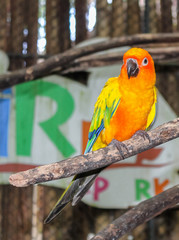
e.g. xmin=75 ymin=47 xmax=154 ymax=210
xmin=45 ymin=47 xmax=157 ymax=223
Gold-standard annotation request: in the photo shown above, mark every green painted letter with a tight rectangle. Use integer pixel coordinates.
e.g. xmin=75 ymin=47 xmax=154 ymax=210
xmin=16 ymin=80 xmax=76 ymax=158
xmin=135 ymin=179 xmax=151 ymax=201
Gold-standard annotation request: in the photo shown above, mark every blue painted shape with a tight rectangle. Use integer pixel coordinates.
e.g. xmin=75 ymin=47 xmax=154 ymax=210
xmin=0 ymin=88 xmax=11 ymax=157
xmin=3 ymin=88 xmax=11 ymax=94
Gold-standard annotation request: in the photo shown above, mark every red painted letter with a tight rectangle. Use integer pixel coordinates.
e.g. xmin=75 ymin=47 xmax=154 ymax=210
xmin=94 ymin=177 xmax=109 ymax=201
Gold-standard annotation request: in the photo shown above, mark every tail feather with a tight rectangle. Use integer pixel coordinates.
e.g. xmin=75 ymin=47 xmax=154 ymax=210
xmin=72 ymin=174 xmax=98 ymax=206
xmin=44 ymin=202 xmax=68 ymax=224
xmin=44 ymin=178 xmax=76 ymax=224
xmin=44 ymin=173 xmax=99 ymax=223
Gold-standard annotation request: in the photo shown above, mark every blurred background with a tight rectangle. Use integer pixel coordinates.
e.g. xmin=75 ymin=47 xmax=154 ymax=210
xmin=0 ymin=0 xmax=179 ymax=239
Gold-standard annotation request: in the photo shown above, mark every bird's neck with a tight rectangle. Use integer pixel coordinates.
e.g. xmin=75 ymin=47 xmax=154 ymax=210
xmin=118 ymin=76 xmax=155 ymax=97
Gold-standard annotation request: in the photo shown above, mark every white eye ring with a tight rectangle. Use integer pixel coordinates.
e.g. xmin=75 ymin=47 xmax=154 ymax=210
xmin=142 ymin=57 xmax=148 ymax=66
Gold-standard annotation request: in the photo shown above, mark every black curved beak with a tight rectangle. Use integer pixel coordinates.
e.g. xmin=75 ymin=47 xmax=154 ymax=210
xmin=127 ymin=59 xmax=139 ymax=79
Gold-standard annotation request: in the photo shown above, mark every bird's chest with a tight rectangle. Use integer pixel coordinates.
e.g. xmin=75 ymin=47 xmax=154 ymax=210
xmin=106 ymin=91 xmax=154 ymax=142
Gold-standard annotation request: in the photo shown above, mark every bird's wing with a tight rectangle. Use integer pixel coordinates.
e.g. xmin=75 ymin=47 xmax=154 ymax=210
xmin=85 ymin=77 xmax=121 ymax=153
xmin=44 ymin=77 xmax=121 ymax=224
xmin=146 ymin=87 xmax=157 ymax=131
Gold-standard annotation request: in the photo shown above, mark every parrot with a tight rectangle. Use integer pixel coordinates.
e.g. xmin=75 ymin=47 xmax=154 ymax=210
xmin=44 ymin=47 xmax=157 ymax=223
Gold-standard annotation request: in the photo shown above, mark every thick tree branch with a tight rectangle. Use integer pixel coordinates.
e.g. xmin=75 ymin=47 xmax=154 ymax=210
xmin=9 ymin=118 xmax=179 ymax=188
xmin=61 ymin=46 xmax=179 ymax=74
xmin=91 ymin=184 xmax=179 ymax=240
xmin=1 ymin=33 xmax=179 ymax=89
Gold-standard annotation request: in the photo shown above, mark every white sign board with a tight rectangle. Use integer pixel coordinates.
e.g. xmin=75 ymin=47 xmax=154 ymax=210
xmin=0 ymin=51 xmax=178 ymax=208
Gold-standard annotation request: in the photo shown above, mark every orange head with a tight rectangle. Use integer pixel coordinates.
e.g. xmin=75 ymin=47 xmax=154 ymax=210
xmin=120 ymin=48 xmax=156 ymax=92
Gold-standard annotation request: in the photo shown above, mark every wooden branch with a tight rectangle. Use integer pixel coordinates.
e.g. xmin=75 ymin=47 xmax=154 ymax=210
xmin=1 ymin=33 xmax=179 ymax=89
xmin=61 ymin=46 xmax=179 ymax=74
xmin=9 ymin=118 xmax=179 ymax=188
xmin=91 ymin=184 xmax=179 ymax=240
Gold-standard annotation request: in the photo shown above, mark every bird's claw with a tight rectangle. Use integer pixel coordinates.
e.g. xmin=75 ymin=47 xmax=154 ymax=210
xmin=111 ymin=139 xmax=129 ymax=159
xmin=133 ymin=130 xmax=151 ymax=143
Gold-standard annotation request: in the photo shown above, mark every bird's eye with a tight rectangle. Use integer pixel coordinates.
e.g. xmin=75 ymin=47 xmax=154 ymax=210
xmin=142 ymin=57 xmax=148 ymax=66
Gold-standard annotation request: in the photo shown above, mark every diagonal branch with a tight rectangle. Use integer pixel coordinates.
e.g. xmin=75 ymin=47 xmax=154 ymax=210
xmin=9 ymin=118 xmax=179 ymax=188
xmin=60 ymin=46 xmax=179 ymax=74
xmin=91 ymin=184 xmax=179 ymax=240
xmin=1 ymin=33 xmax=179 ymax=89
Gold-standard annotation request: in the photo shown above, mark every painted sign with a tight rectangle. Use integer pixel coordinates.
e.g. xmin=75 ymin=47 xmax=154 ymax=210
xmin=0 ymin=51 xmax=178 ymax=208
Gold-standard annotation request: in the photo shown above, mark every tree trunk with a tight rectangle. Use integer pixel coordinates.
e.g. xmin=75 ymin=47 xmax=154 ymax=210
xmin=111 ymin=0 xmax=124 ymax=37
xmin=0 ymin=0 xmax=7 ymax=51
xmin=96 ymin=0 xmax=110 ymax=37
xmin=46 ymin=0 xmax=61 ymax=54
xmin=25 ymin=0 xmax=38 ymax=66
xmin=75 ymin=0 xmax=87 ymax=44
xmin=127 ymin=0 xmax=141 ymax=35
xmin=160 ymin=0 xmax=173 ymax=33
xmin=145 ymin=0 xmax=158 ymax=33
xmin=10 ymin=0 xmax=25 ymax=70
xmin=58 ymin=0 xmax=71 ymax=51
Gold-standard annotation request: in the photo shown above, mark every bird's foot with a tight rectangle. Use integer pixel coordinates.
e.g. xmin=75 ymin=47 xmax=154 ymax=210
xmin=133 ymin=130 xmax=151 ymax=143
xmin=111 ymin=139 xmax=129 ymax=159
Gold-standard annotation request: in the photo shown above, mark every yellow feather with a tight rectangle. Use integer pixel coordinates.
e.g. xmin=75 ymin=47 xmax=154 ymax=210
xmin=146 ymin=87 xmax=157 ymax=130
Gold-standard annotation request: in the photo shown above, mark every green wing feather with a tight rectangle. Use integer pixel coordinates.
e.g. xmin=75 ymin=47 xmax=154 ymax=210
xmin=85 ymin=77 xmax=121 ymax=153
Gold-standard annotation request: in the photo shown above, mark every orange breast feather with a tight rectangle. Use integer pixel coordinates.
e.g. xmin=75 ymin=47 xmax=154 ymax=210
xmin=94 ymin=78 xmax=155 ymax=149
